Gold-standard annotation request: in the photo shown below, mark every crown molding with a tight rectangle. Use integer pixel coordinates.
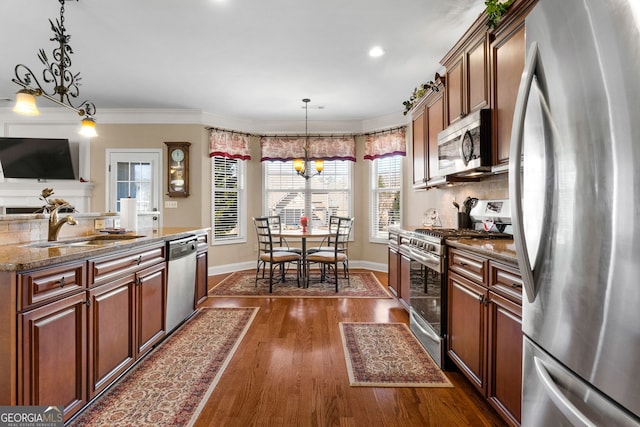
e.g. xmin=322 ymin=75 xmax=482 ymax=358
xmin=0 ymin=107 xmax=409 ymax=134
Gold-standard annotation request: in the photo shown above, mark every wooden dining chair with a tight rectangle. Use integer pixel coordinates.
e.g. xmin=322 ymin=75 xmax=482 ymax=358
xmin=306 ymin=216 xmax=354 ymax=291
xmin=253 ymin=216 xmax=301 ymax=292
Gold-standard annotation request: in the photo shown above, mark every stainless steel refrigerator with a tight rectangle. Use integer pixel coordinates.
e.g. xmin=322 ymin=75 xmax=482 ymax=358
xmin=509 ymin=0 xmax=640 ymax=425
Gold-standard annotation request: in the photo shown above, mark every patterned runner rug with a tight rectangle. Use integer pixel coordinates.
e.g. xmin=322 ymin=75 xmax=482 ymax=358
xmin=339 ymin=322 xmax=453 ymax=387
xmin=210 ymin=271 xmax=392 ymax=298
xmin=69 ymin=307 xmax=258 ymax=426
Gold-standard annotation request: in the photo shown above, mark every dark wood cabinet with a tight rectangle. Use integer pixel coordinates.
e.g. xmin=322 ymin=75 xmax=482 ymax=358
xmin=195 ymin=232 xmax=209 ymax=305
xmin=426 ymin=89 xmax=445 ymax=181
xmin=20 ymin=291 xmax=87 ymax=420
xmin=136 ymin=262 xmax=166 ymax=356
xmin=442 ymin=28 xmax=489 ymax=126
xmin=399 ymin=251 xmax=411 ymax=311
xmin=411 ymin=106 xmax=427 ymax=188
xmin=487 ymin=290 xmax=522 ymax=426
xmin=87 ymin=275 xmax=136 ymax=398
xmin=387 ymin=245 xmax=399 ymax=297
xmin=489 ymin=0 xmax=538 ymax=169
xmin=490 ymin=22 xmax=525 ymax=167
xmin=448 ymin=271 xmax=487 ymax=392
xmin=448 ymin=247 xmax=523 ymax=426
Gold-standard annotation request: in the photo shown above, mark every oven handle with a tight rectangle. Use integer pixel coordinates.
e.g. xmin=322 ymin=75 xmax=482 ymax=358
xmin=410 ymin=309 xmax=441 ymax=343
xmin=409 ymin=248 xmax=441 ymax=270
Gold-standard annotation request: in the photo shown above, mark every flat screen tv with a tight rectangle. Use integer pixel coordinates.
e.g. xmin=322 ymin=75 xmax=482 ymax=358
xmin=0 ymin=137 xmax=76 ymax=180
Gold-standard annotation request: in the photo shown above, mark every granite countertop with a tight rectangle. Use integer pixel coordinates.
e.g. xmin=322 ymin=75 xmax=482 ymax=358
xmin=0 ymin=227 xmax=209 ymax=271
xmin=446 ymin=238 xmax=518 ymax=265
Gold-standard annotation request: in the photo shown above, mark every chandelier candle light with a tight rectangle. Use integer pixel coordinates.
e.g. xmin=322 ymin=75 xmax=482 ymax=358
xmin=293 ymin=98 xmax=324 ymax=179
xmin=11 ymin=0 xmax=97 ymax=137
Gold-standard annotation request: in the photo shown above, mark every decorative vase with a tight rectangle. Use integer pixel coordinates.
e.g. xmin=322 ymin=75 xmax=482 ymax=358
xmin=300 ymin=216 xmax=308 ymax=233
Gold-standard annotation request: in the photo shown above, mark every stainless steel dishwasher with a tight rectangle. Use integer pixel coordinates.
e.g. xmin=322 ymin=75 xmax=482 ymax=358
xmin=166 ymin=235 xmax=197 ymax=333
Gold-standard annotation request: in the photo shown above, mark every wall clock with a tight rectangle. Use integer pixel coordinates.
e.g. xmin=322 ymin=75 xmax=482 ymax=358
xmin=164 ymin=142 xmax=191 ymax=197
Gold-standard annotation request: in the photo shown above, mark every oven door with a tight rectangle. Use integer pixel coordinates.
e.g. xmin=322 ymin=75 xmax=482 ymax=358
xmin=407 ymin=255 xmax=446 ymax=368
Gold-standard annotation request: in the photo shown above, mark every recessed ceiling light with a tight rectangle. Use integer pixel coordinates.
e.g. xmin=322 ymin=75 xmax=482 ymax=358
xmin=369 ymin=46 xmax=385 ymax=58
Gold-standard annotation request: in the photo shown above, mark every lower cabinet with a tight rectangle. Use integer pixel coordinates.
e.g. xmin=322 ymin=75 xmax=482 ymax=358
xmin=195 ymin=232 xmax=209 ymax=305
xmin=17 ymin=242 xmax=167 ymax=422
xmin=20 ymin=292 xmax=87 ymax=420
xmin=399 ymin=251 xmax=412 ymax=310
xmin=447 ymin=247 xmax=523 ymax=426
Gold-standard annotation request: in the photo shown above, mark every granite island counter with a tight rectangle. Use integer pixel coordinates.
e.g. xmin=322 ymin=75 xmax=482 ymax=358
xmin=0 ymin=225 xmax=210 ymax=421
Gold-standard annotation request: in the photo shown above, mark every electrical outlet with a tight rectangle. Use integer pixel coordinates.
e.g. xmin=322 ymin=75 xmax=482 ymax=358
xmin=164 ymin=201 xmax=178 ymax=208
xmin=94 ymin=219 xmax=105 ymax=230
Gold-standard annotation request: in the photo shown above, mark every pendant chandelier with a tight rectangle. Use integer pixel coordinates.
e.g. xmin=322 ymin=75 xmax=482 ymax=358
xmin=12 ymin=0 xmax=97 ymax=137
xmin=293 ymin=98 xmax=323 ymax=179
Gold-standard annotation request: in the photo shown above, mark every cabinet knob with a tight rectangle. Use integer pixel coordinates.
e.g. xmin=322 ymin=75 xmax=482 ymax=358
xmin=57 ymin=276 xmax=65 ymax=288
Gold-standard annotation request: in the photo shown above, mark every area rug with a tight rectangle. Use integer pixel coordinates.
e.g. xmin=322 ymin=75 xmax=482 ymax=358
xmin=339 ymin=322 xmax=453 ymax=388
xmin=210 ymin=271 xmax=392 ymax=298
xmin=69 ymin=307 xmax=258 ymax=427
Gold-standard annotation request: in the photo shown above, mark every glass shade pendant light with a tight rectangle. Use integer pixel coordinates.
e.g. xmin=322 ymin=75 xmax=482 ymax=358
xmin=11 ymin=0 xmax=97 ymax=137
xmin=293 ymin=98 xmax=323 ymax=179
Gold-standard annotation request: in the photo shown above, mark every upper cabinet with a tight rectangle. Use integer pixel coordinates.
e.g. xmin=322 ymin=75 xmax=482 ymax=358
xmin=489 ymin=0 xmax=538 ymax=170
xmin=442 ymin=25 xmax=490 ymax=127
xmin=408 ymin=0 xmax=538 ymax=189
xmin=411 ymin=79 xmax=445 ymax=189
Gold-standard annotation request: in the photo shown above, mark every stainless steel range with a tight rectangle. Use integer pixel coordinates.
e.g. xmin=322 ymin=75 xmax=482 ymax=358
xmin=404 ymin=199 xmax=513 ymax=369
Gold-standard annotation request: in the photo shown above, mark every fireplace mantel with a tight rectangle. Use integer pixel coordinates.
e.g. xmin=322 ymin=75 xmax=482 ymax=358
xmin=0 ymin=180 xmax=95 ymax=214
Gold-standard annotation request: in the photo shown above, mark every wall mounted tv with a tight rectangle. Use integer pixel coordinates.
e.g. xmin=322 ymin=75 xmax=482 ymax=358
xmin=0 ymin=137 xmax=76 ymax=180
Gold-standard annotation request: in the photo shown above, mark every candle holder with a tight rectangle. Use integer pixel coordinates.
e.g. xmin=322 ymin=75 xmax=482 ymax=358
xmin=300 ymin=216 xmax=308 ymax=233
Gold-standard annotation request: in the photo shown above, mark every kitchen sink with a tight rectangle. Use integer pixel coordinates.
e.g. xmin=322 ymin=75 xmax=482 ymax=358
xmin=21 ymin=234 xmax=146 ymax=249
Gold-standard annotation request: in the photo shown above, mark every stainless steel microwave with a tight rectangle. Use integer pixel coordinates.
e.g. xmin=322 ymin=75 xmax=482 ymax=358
xmin=437 ymin=109 xmax=491 ymax=176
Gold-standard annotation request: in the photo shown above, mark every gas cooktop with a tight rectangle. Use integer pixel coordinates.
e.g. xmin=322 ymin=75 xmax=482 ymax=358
xmin=413 ymin=228 xmax=512 ymax=240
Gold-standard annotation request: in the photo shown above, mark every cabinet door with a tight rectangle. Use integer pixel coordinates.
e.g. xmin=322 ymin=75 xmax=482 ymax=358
xmin=447 ymin=271 xmax=487 ymax=393
xmin=87 ymin=275 xmax=136 ymax=399
xmin=467 ymin=34 xmax=489 ymax=113
xmin=136 ymin=262 xmax=166 ymax=356
xmin=387 ymin=247 xmax=399 ymax=297
xmin=491 ymin=21 xmax=525 ymax=166
xmin=195 ymin=250 xmax=208 ymax=306
xmin=487 ymin=291 xmax=522 ymax=426
xmin=426 ymin=91 xmax=445 ymax=180
xmin=20 ymin=292 xmax=87 ymax=421
xmin=446 ymin=57 xmax=464 ymax=125
xmin=399 ymin=253 xmax=411 ymax=310
xmin=411 ymin=106 xmax=427 ymax=187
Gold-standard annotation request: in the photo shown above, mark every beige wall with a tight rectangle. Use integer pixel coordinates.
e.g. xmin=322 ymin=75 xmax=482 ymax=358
xmin=89 ymin=125 xmax=389 ymax=271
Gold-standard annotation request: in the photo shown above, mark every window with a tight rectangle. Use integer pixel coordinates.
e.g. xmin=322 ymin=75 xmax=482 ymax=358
xmin=263 ymin=160 xmax=353 ymax=230
xmin=370 ymin=156 xmax=401 ymax=242
xmin=212 ymin=156 xmax=246 ymax=244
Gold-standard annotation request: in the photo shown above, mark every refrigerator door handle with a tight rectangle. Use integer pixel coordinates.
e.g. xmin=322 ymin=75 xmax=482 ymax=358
xmin=533 ymin=356 xmax=597 ymax=427
xmin=509 ymin=42 xmax=540 ymax=303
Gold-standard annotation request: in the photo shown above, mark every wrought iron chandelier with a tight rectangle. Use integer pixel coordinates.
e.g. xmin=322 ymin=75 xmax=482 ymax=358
xmin=12 ymin=0 xmax=97 ymax=137
xmin=293 ymin=98 xmax=323 ymax=179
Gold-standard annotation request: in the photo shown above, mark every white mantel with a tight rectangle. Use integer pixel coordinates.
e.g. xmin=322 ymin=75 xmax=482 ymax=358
xmin=0 ymin=180 xmax=95 ymax=214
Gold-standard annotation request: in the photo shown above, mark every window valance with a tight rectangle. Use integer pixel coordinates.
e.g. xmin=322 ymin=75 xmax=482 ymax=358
xmin=363 ymin=127 xmax=406 ymax=160
xmin=260 ymin=136 xmax=356 ymax=162
xmin=209 ymin=129 xmax=251 ymax=160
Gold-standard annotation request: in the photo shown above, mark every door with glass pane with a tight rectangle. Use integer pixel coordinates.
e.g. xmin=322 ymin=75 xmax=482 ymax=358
xmin=106 ymin=150 xmax=161 ymax=215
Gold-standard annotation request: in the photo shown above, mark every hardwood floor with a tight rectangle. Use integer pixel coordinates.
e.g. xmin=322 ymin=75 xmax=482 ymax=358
xmin=194 ymin=269 xmax=507 ymax=427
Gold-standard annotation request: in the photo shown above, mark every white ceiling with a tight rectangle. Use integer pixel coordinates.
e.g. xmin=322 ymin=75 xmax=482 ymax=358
xmin=0 ymin=0 xmax=486 ymax=125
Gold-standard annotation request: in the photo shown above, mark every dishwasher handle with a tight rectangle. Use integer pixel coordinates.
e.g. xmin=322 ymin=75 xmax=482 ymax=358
xmin=168 ymin=236 xmax=197 ymax=260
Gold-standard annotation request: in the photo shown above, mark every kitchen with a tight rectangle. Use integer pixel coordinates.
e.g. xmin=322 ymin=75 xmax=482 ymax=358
xmin=1 ymin=0 xmax=639 ymax=425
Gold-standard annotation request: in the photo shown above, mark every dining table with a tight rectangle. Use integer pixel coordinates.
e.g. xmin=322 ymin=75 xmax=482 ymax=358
xmin=275 ymin=228 xmax=331 ymax=287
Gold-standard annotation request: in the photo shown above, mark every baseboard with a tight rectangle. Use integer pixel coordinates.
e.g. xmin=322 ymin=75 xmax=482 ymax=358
xmin=208 ymin=260 xmax=387 ymax=276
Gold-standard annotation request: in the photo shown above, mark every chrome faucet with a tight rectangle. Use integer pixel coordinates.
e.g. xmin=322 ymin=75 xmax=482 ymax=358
xmin=48 ymin=205 xmax=78 ymax=241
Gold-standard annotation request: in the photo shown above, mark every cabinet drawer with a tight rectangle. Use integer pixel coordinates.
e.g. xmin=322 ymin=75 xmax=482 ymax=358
xmin=88 ymin=243 xmax=166 ymax=287
xmin=19 ymin=261 xmax=86 ymax=311
xmin=489 ymin=261 xmax=523 ymax=304
xmin=449 ymin=248 xmax=488 ymax=285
